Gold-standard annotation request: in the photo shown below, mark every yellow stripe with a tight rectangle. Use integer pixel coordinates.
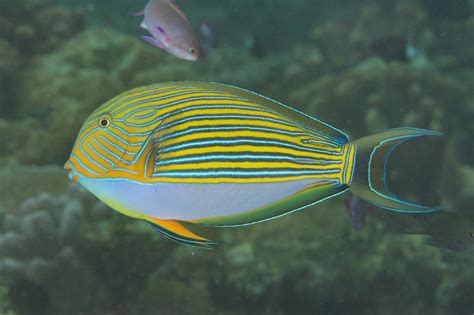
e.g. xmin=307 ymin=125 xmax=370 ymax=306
xmin=157 ymin=118 xmax=305 ymax=139
xmin=344 ymin=144 xmax=356 ymax=185
xmin=76 ymin=84 xmax=352 ymax=186
xmin=160 ymin=107 xmax=284 ymax=124
xmin=156 ymin=161 xmax=342 ymax=171
xmin=157 ymin=146 xmax=343 ymax=160
xmin=161 ymin=130 xmax=305 ymax=147
xmin=161 ymin=131 xmax=342 ymax=153
xmin=103 ymin=86 xmax=187 ymax=114
xmin=146 ymin=174 xmax=342 ymax=184
xmin=113 ymin=91 xmax=237 ymax=118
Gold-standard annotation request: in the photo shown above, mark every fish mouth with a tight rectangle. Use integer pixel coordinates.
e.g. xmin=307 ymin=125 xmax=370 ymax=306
xmin=64 ymin=160 xmax=80 ymax=182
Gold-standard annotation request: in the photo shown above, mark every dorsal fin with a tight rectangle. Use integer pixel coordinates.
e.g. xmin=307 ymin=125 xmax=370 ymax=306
xmin=162 ymin=81 xmax=350 ymax=146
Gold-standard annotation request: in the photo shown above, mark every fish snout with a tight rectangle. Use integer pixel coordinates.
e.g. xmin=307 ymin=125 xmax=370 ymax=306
xmin=64 ymin=160 xmax=80 ymax=182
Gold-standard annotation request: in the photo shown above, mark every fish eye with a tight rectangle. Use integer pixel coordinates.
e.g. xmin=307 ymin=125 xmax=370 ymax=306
xmin=98 ymin=116 xmax=111 ymax=128
xmin=189 ymin=47 xmax=196 ymax=54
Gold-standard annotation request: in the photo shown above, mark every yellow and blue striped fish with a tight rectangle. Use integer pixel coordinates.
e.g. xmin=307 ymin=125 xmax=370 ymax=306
xmin=65 ymin=82 xmax=443 ymax=248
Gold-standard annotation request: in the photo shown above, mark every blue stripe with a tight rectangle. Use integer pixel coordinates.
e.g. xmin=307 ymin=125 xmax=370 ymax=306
xmin=159 ymin=138 xmax=343 ymax=156
xmin=156 ymin=114 xmax=315 ymax=136
xmin=342 ymin=146 xmax=349 ymax=183
xmin=121 ymin=103 xmax=272 ymax=128
xmin=133 ymin=110 xmax=158 ymax=120
xmin=348 ymin=144 xmax=357 ymax=186
xmin=82 ymin=144 xmax=107 ymax=171
xmin=158 ymin=125 xmax=314 ymax=143
xmin=103 ymin=129 xmax=130 ymax=146
xmin=86 ymin=87 xmax=189 ymax=123
xmin=87 ymin=142 xmax=114 ymax=167
xmin=120 ymin=94 xmax=248 ymax=119
xmin=213 ymin=82 xmax=350 ymax=144
xmin=94 ymin=138 xmax=122 ymax=162
xmin=113 ymin=167 xmax=139 ymax=175
xmin=116 ymin=94 xmax=248 ymax=116
xmin=98 ymin=136 xmax=129 ymax=165
xmin=144 ymin=149 xmax=154 ymax=177
xmin=155 ymin=154 xmax=342 ymax=167
xmin=103 ymin=87 xmax=190 ymax=115
xmin=70 ymin=152 xmax=100 ymax=175
xmin=301 ymin=139 xmax=340 ymax=148
xmin=117 ymin=91 xmax=342 ymax=145
xmin=152 ymin=169 xmax=340 ymax=178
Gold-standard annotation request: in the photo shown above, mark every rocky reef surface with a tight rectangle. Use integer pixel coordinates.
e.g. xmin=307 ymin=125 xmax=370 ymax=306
xmin=1 ymin=167 xmax=474 ymax=314
xmin=0 ymin=0 xmax=473 ymax=314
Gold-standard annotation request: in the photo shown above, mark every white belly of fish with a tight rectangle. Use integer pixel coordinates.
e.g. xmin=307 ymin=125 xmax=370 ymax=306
xmin=78 ymin=177 xmax=321 ymax=221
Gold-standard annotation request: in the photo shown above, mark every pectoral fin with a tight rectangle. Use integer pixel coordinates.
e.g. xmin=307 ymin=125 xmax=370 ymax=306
xmin=139 ymin=35 xmax=166 ymax=49
xmin=130 ymin=10 xmax=144 ymax=16
xmin=144 ymin=216 xmax=217 ymax=249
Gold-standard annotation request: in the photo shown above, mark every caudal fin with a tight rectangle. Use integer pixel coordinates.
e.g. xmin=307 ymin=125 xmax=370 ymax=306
xmin=350 ymin=128 xmax=444 ymax=213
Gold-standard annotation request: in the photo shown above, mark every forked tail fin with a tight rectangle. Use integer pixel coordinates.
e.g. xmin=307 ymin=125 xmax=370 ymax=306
xmin=350 ymin=128 xmax=444 ymax=213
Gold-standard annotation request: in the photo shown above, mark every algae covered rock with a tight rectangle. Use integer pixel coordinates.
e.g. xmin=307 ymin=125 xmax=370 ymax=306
xmin=4 ymin=26 xmax=276 ymax=165
xmin=0 ymin=172 xmax=159 ymax=314
xmin=0 ymin=0 xmax=85 ymax=56
xmin=0 ymin=188 xmax=101 ymax=314
xmin=8 ymin=28 xmax=201 ymax=164
xmin=286 ymin=60 xmax=468 ymax=138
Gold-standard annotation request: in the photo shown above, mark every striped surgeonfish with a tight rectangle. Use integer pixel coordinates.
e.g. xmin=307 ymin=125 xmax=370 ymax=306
xmin=65 ymin=82 xmax=443 ymax=249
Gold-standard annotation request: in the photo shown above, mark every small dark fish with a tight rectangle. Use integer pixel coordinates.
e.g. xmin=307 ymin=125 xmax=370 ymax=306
xmin=0 ymin=76 xmax=10 ymax=116
xmin=245 ymin=34 xmax=267 ymax=59
xmin=200 ymin=21 xmax=218 ymax=50
xmin=370 ymin=35 xmax=411 ymax=62
xmin=418 ymin=212 xmax=474 ymax=252
xmin=422 ymin=0 xmax=471 ymax=20
xmin=358 ymin=204 xmax=474 ymax=252
xmin=344 ymin=195 xmax=371 ymax=230
xmin=132 ymin=0 xmax=200 ymax=61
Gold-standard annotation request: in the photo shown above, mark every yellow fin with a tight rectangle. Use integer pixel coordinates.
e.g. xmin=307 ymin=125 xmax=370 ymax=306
xmin=144 ymin=216 xmax=217 ymax=249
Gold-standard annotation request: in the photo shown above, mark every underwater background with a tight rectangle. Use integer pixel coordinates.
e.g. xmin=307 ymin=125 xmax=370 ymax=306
xmin=0 ymin=0 xmax=473 ymax=314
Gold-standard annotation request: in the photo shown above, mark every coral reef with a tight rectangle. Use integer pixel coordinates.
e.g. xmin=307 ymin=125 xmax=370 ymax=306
xmin=0 ymin=0 xmax=85 ymax=57
xmin=2 ymin=184 xmax=474 ymax=315
xmin=0 ymin=27 xmax=274 ymax=165
xmin=0 ymin=0 xmax=85 ymax=119
xmin=0 ymin=173 xmax=163 ymax=314
xmin=285 ymin=60 xmax=468 ymax=137
xmin=0 ymin=184 xmax=105 ymax=314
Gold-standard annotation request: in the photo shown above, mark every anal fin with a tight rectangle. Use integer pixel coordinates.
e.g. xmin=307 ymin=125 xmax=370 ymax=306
xmin=139 ymin=35 xmax=166 ymax=49
xmin=144 ymin=216 xmax=217 ymax=250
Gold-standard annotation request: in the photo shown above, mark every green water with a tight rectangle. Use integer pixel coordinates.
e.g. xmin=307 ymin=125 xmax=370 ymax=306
xmin=0 ymin=0 xmax=473 ymax=314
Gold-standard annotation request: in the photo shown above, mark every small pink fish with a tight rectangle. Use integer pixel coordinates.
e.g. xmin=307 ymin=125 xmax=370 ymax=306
xmin=133 ymin=0 xmax=200 ymax=61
